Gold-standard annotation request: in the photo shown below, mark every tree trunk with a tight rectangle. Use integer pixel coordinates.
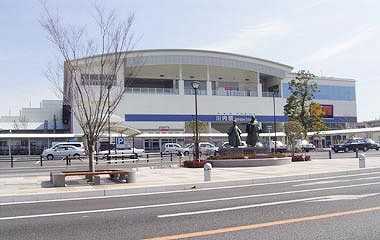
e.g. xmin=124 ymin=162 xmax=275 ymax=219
xmin=88 ymin=143 xmax=95 ymax=173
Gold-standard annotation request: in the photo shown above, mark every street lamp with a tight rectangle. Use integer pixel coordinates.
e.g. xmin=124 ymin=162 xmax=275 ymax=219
xmin=272 ymin=86 xmax=279 ymax=153
xmin=192 ymin=81 xmax=200 ymax=161
xmin=107 ymin=84 xmax=111 ymax=156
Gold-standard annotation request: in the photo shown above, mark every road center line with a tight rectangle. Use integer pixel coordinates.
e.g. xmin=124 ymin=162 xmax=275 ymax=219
xmin=147 ymin=206 xmax=380 ymax=240
xmin=1 ymin=181 xmax=380 ymax=221
xmin=2 ymin=171 xmax=380 ymax=206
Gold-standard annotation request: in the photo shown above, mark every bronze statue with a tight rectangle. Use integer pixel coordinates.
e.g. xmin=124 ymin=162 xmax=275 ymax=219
xmin=246 ymin=115 xmax=261 ymax=147
xmin=227 ymin=120 xmax=242 ymax=147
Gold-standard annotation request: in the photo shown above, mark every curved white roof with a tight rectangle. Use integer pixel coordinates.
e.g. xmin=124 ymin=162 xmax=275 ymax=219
xmin=75 ymin=49 xmax=293 ymax=78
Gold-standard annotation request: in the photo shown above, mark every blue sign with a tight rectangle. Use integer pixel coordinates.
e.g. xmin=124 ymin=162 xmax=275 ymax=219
xmin=116 ymin=137 xmax=125 ymax=145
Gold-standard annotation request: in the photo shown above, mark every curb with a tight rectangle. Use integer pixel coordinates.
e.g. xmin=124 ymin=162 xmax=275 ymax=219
xmin=1 ymin=167 xmax=380 ymax=204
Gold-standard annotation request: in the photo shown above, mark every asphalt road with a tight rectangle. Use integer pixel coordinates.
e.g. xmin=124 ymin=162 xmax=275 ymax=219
xmin=3 ymin=171 xmax=380 ymax=239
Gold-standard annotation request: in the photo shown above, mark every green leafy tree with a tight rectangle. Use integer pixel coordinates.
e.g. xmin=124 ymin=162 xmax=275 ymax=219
xmin=284 ymin=120 xmax=303 ymax=157
xmin=284 ymin=70 xmax=327 ymax=138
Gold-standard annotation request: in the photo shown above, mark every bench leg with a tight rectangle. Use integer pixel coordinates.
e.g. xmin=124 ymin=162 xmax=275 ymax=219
xmin=52 ymin=174 xmax=65 ymax=187
xmin=126 ymin=171 xmax=136 ymax=183
xmin=93 ymin=175 xmax=101 ymax=185
xmin=119 ymin=173 xmax=127 ymax=182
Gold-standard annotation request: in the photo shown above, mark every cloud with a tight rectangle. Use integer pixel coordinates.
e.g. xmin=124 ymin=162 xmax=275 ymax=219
xmin=200 ymin=20 xmax=290 ymax=54
xmin=303 ymin=25 xmax=378 ymax=63
xmin=294 ymin=0 xmax=330 ymax=13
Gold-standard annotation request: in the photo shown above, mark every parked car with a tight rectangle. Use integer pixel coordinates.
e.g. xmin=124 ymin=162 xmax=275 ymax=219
xmin=269 ymin=141 xmax=288 ymax=153
xmin=295 ymin=140 xmax=315 ymax=152
xmin=162 ymin=143 xmax=190 ymax=155
xmin=221 ymin=141 xmax=247 ymax=149
xmin=52 ymin=142 xmax=85 ymax=149
xmin=332 ymin=138 xmax=379 ymax=153
xmin=41 ymin=145 xmax=86 ymax=160
xmin=98 ymin=146 xmax=145 ymax=157
xmin=186 ymin=142 xmax=219 ymax=155
xmin=365 ymin=138 xmax=380 ymax=150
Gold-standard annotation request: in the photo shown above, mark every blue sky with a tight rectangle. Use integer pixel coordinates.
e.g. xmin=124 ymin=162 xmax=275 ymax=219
xmin=0 ymin=0 xmax=379 ymax=121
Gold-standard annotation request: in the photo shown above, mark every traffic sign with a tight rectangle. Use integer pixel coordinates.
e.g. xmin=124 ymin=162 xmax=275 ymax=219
xmin=116 ymin=137 xmax=125 ymax=145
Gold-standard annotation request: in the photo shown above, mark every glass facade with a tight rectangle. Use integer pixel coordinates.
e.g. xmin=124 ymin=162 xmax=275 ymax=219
xmin=282 ymin=83 xmax=356 ymax=101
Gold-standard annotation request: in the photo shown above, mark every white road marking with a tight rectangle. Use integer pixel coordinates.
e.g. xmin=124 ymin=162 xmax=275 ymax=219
xmin=1 ymin=182 xmax=380 ymax=221
xmin=2 ymin=171 xmax=380 ymax=206
xmin=293 ymin=176 xmax=380 ymax=187
xmin=157 ymin=193 xmax=380 ymax=218
xmin=307 ymin=193 xmax=380 ymax=202
xmin=158 ymin=197 xmax=325 ymax=218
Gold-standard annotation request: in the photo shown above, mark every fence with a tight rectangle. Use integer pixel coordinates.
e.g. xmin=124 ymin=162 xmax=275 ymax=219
xmin=0 ymin=152 xmax=184 ymax=169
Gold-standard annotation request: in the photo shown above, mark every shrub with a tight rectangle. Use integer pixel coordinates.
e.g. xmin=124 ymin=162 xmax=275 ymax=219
xmin=183 ymin=160 xmax=206 ymax=168
xmin=292 ymin=155 xmax=311 ymax=162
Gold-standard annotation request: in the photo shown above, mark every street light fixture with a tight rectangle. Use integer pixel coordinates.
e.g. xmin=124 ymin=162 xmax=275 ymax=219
xmin=192 ymin=81 xmax=200 ymax=162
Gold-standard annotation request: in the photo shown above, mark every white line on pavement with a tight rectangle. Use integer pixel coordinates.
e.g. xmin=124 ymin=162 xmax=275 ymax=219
xmin=1 ymin=182 xmax=380 ymax=221
xmin=292 ymin=176 xmax=380 ymax=187
xmin=157 ymin=193 xmax=380 ymax=218
xmin=2 ymin=171 xmax=380 ymax=206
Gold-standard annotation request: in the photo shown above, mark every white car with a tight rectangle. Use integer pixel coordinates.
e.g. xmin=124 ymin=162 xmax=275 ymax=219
xmin=184 ymin=142 xmax=218 ymax=155
xmin=295 ymin=139 xmax=315 ymax=152
xmin=222 ymin=141 xmax=247 ymax=148
xmin=269 ymin=141 xmax=288 ymax=153
xmin=42 ymin=145 xmax=86 ymax=160
xmin=52 ymin=142 xmax=85 ymax=149
xmin=162 ymin=143 xmax=190 ymax=155
xmin=98 ymin=146 xmax=145 ymax=157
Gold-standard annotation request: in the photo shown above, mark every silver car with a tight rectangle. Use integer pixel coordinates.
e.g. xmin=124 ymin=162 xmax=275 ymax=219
xmin=42 ymin=145 xmax=86 ymax=160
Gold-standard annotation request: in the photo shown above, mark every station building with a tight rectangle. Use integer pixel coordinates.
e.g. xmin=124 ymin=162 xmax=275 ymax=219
xmin=63 ymin=49 xmax=357 ymax=150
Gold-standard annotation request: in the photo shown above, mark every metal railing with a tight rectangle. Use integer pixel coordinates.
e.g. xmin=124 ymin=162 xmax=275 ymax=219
xmin=184 ymin=88 xmax=208 ymax=95
xmin=212 ymin=89 xmax=258 ymax=97
xmin=0 ymin=152 xmax=183 ymax=169
xmin=126 ymin=87 xmax=179 ymax=95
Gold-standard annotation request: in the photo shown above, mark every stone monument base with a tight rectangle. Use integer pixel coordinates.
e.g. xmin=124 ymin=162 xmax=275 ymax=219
xmin=217 ymin=146 xmax=269 ymax=159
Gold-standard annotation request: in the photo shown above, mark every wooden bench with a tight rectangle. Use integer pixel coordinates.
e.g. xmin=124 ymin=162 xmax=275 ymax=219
xmin=50 ymin=169 xmax=136 ymax=187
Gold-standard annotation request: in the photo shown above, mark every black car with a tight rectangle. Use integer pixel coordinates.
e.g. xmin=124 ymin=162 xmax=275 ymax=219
xmin=332 ymin=138 xmax=378 ymax=153
xmin=365 ymin=139 xmax=380 ymax=150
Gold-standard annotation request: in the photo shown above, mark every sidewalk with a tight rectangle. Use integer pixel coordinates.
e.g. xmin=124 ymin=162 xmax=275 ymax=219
xmin=1 ymin=157 xmax=380 ymax=203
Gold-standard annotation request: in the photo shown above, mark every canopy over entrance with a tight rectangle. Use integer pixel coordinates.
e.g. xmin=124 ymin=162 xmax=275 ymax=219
xmin=108 ymin=114 xmax=141 ymax=137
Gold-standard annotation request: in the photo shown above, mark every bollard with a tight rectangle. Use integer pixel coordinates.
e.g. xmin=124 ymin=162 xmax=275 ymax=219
xmin=65 ymin=156 xmax=69 ymax=166
xmin=359 ymin=153 xmax=366 ymax=168
xmin=146 ymin=154 xmax=149 ymax=163
xmin=10 ymin=155 xmax=13 ymax=168
xmin=328 ymin=150 xmax=332 ymax=159
xmin=355 ymin=149 xmax=359 ymax=158
xmin=170 ymin=153 xmax=173 ymax=162
xmin=204 ymin=163 xmax=212 ymax=182
xmin=40 ymin=155 xmax=43 ymax=166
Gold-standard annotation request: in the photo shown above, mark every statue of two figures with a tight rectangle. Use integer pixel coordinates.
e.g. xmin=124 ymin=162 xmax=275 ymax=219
xmin=227 ymin=115 xmax=261 ymax=148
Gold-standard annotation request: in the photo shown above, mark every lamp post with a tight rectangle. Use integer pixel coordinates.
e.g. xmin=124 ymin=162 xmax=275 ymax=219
xmin=192 ymin=81 xmax=200 ymax=162
xmin=272 ymin=87 xmax=279 ymax=153
xmin=107 ymin=85 xmax=111 ymax=156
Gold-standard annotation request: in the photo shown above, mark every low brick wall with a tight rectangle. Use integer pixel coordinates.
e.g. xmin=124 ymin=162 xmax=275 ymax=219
xmin=208 ymin=157 xmax=291 ymax=168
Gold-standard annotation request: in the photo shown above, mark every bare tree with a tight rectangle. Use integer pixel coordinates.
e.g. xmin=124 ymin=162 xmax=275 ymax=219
xmin=40 ymin=2 xmax=141 ymax=173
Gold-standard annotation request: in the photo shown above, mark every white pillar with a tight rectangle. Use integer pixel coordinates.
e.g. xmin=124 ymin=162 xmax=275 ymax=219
xmin=257 ymin=72 xmax=262 ymax=97
xmin=178 ymin=64 xmax=184 ymax=95
xmin=279 ymin=79 xmax=284 ymax=97
xmin=206 ymin=65 xmax=212 ymax=96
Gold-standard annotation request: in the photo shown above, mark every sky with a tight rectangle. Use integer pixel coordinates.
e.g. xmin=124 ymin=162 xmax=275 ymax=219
xmin=0 ymin=0 xmax=379 ymax=121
